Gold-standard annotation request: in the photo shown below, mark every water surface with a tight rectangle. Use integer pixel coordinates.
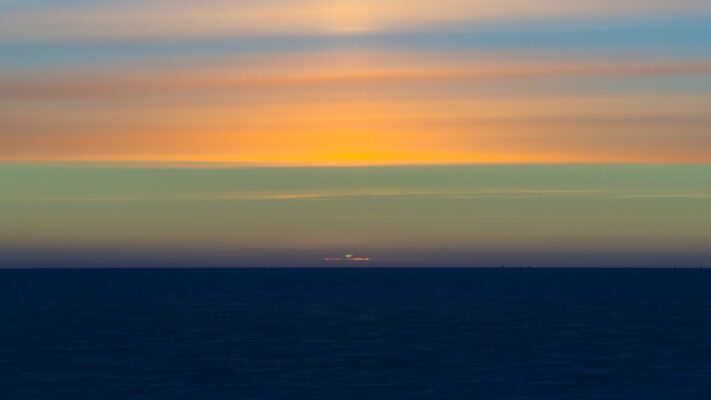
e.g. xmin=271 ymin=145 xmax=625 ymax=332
xmin=1 ymin=268 xmax=710 ymax=399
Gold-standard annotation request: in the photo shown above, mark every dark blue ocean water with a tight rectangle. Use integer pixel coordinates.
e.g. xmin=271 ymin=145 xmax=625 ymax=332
xmin=1 ymin=268 xmax=710 ymax=399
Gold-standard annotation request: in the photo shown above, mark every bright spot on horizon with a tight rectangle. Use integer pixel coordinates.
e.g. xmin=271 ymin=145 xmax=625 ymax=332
xmin=324 ymin=254 xmax=371 ymax=262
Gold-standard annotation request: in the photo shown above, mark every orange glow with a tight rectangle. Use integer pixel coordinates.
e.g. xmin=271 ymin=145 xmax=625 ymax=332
xmin=2 ymin=49 xmax=710 ymax=165
xmin=3 ymin=89 xmax=711 ymax=165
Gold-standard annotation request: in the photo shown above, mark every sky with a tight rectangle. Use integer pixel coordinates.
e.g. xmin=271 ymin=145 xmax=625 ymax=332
xmin=1 ymin=1 xmax=710 ymax=267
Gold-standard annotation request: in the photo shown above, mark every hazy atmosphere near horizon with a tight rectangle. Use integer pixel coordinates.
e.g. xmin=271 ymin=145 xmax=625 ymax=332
xmin=1 ymin=0 xmax=710 ymax=267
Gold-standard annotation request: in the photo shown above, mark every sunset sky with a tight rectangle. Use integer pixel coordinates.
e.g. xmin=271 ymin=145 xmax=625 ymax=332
xmin=1 ymin=1 xmax=710 ymax=267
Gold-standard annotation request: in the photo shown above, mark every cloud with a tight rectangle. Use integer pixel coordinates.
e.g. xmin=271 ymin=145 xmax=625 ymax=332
xmin=1 ymin=0 xmax=709 ymax=42
xmin=615 ymin=194 xmax=711 ymax=199
xmin=3 ymin=54 xmax=711 ymax=98
xmin=11 ymin=187 xmax=709 ymax=203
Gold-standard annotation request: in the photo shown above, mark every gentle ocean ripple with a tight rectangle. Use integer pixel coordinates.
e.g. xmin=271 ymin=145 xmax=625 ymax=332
xmin=1 ymin=268 xmax=710 ymax=399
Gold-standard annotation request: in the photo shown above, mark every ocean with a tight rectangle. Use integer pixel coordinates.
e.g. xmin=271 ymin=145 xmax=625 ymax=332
xmin=1 ymin=268 xmax=710 ymax=399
